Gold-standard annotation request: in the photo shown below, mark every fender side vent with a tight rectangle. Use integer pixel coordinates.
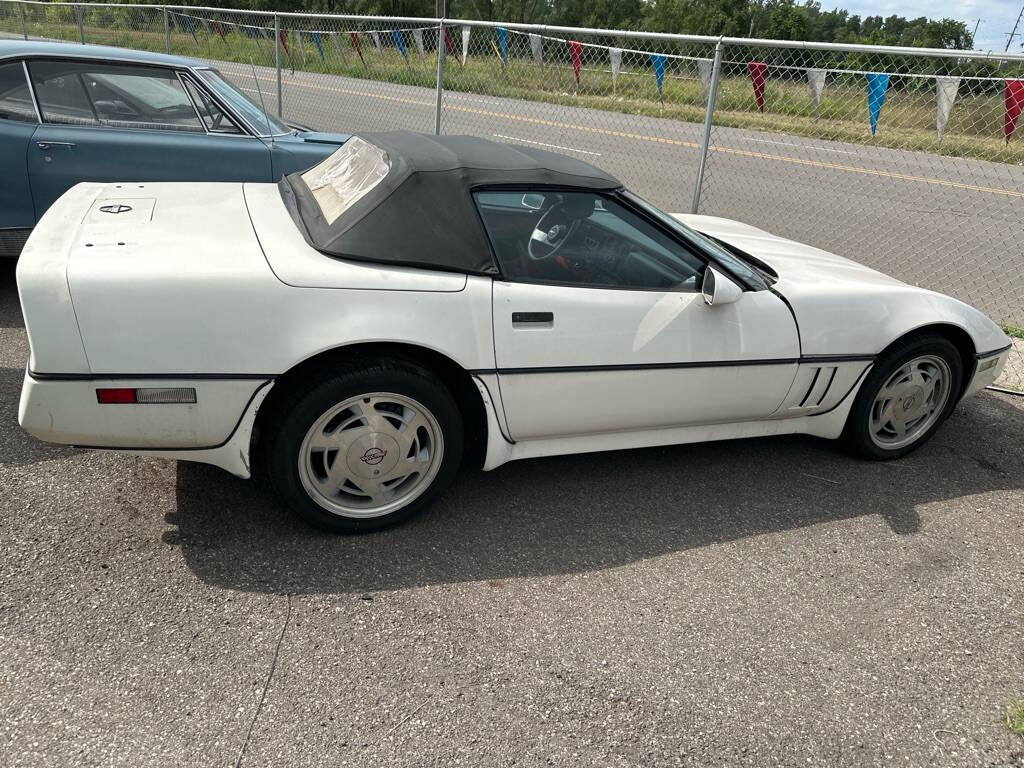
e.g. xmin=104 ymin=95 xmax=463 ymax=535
xmin=798 ymin=367 xmax=822 ymax=407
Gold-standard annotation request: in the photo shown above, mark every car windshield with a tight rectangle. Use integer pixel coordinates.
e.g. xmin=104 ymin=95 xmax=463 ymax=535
xmin=298 ymin=137 xmax=390 ymax=224
xmin=194 ymin=68 xmax=289 ymax=136
xmin=621 ymin=190 xmax=767 ymax=290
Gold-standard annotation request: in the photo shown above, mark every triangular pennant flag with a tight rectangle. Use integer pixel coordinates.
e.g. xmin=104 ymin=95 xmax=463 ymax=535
xmin=866 ymin=73 xmax=890 ymax=136
xmin=294 ymin=30 xmax=306 ymax=65
xmin=329 ymin=31 xmax=348 ymax=66
xmin=311 ymin=32 xmax=325 ymax=62
xmin=200 ymin=17 xmax=213 ymax=37
xmin=1004 ymin=79 xmax=1024 ymax=142
xmin=496 ymin=27 xmax=507 ymax=64
xmin=650 ymin=53 xmax=666 ymax=101
xmin=529 ymin=33 xmax=543 ymax=66
xmin=461 ymin=26 xmax=470 ymax=65
xmin=807 ymin=68 xmax=826 ymax=115
xmin=278 ymin=29 xmax=289 ymax=56
xmin=747 ymin=61 xmax=767 ymax=112
xmin=697 ymin=58 xmax=712 ymax=103
xmin=350 ymin=32 xmax=366 ymax=67
xmin=212 ymin=21 xmax=226 ymax=41
xmin=609 ymin=48 xmax=621 ymax=93
xmin=391 ymin=29 xmax=408 ymax=64
xmin=370 ymin=30 xmax=384 ymax=62
xmin=185 ymin=15 xmax=199 ymax=45
xmin=444 ymin=27 xmax=459 ymax=59
xmin=412 ymin=28 xmax=426 ymax=66
xmin=935 ymin=76 xmax=959 ymax=142
xmin=568 ymin=40 xmax=582 ymax=87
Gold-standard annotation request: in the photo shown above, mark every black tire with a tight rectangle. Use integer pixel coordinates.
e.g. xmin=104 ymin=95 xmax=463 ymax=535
xmin=264 ymin=356 xmax=463 ymax=533
xmin=843 ymin=333 xmax=963 ymax=460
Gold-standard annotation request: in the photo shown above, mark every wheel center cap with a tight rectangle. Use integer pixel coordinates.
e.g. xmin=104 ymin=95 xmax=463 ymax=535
xmin=900 ymin=386 xmax=925 ymax=416
xmin=346 ymin=433 xmax=401 ymax=479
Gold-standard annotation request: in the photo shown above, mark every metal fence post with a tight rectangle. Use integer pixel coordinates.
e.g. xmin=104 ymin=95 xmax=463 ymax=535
xmin=433 ymin=20 xmax=445 ymax=135
xmin=691 ymin=39 xmax=723 ymax=214
xmin=163 ymin=7 xmax=170 ymax=54
xmin=20 ymin=1 xmax=27 ymax=40
xmin=274 ymin=13 xmax=282 ymax=118
xmin=75 ymin=4 xmax=84 ymax=44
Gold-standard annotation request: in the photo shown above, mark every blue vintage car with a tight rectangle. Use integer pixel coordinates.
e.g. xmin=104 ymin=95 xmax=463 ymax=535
xmin=0 ymin=40 xmax=349 ymax=257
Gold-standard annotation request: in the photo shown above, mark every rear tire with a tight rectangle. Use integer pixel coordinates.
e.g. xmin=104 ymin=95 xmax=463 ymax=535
xmin=264 ymin=357 xmax=463 ymax=533
xmin=843 ymin=334 xmax=962 ymax=460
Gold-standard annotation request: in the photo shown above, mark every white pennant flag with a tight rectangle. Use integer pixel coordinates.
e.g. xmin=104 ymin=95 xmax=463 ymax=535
xmin=697 ymin=58 xmax=713 ymax=103
xmin=370 ymin=30 xmax=385 ymax=61
xmin=329 ymin=31 xmax=347 ymax=65
xmin=529 ymin=33 xmax=543 ymax=65
xmin=609 ymin=48 xmax=622 ymax=93
xmin=936 ymin=76 xmax=960 ymax=141
xmin=461 ymin=26 xmax=471 ymax=65
xmin=294 ymin=30 xmax=306 ymax=65
xmin=412 ymin=28 xmax=426 ymax=66
xmin=807 ymin=68 xmax=826 ymax=114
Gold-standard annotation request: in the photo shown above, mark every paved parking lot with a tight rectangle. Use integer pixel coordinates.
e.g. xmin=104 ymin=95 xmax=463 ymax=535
xmin=1 ymin=260 xmax=1022 ymax=767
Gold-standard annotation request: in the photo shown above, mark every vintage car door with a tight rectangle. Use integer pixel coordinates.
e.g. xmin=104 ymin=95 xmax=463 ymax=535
xmin=478 ymin=190 xmax=801 ymax=441
xmin=24 ymin=59 xmax=271 ymax=216
xmin=0 ymin=60 xmax=39 ymax=245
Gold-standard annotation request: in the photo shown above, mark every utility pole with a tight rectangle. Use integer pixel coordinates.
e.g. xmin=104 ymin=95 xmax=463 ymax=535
xmin=971 ymin=18 xmax=981 ymax=40
xmin=436 ymin=0 xmax=445 ymax=17
xmin=1005 ymin=4 xmax=1023 ymax=51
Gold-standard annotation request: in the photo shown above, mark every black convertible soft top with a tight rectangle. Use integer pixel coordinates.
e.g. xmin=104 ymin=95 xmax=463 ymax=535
xmin=282 ymin=131 xmax=622 ymax=275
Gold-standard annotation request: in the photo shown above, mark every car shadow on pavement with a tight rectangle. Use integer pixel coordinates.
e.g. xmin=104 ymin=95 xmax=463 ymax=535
xmin=0 ymin=262 xmax=23 ymax=329
xmin=167 ymin=393 xmax=1023 ymax=595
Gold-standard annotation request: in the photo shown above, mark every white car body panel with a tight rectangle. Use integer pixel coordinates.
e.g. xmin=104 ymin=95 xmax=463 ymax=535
xmin=15 ymin=182 xmax=1012 ymax=480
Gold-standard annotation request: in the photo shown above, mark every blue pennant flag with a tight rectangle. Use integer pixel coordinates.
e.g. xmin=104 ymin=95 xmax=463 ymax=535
xmin=183 ymin=15 xmax=198 ymax=45
xmin=866 ymin=73 xmax=889 ymax=136
xmin=497 ymin=27 xmax=507 ymax=64
xmin=311 ymin=31 xmax=325 ymax=61
xmin=391 ymin=29 xmax=408 ymax=63
xmin=650 ymin=53 xmax=666 ymax=100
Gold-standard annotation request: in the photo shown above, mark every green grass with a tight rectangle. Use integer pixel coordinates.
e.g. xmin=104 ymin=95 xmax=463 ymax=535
xmin=6 ymin=10 xmax=1024 ymax=165
xmin=1003 ymin=324 xmax=1024 ymax=339
xmin=1006 ymin=699 xmax=1024 ymax=737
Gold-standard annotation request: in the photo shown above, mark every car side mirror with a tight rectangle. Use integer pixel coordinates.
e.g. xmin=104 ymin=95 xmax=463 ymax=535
xmin=701 ymin=266 xmax=743 ymax=306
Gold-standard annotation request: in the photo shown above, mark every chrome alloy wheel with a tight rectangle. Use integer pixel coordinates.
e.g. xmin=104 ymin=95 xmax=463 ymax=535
xmin=298 ymin=392 xmax=444 ymax=519
xmin=868 ymin=355 xmax=951 ymax=450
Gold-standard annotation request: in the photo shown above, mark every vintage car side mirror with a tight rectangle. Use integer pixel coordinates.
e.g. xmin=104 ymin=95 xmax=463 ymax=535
xmin=701 ymin=266 xmax=743 ymax=306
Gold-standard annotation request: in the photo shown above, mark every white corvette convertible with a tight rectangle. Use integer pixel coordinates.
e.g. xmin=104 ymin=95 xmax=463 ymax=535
xmin=17 ymin=132 xmax=1011 ymax=532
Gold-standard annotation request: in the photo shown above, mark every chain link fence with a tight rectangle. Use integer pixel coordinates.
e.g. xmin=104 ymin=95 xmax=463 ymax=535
xmin=1 ymin=0 xmax=1022 ymax=391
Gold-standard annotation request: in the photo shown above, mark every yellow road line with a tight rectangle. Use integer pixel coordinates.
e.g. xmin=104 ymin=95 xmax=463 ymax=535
xmin=271 ymin=75 xmax=1024 ymax=200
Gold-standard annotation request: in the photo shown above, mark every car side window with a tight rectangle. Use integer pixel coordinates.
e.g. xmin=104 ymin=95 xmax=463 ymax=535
xmin=0 ymin=62 xmax=36 ymax=122
xmin=29 ymin=60 xmax=205 ymax=132
xmin=181 ymin=77 xmax=242 ymax=134
xmin=474 ymin=190 xmax=705 ymax=291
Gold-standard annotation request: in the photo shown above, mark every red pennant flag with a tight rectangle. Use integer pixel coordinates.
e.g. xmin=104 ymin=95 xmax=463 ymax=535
xmin=1005 ymin=79 xmax=1024 ymax=142
xmin=279 ymin=29 xmax=289 ymax=55
xmin=212 ymin=21 xmax=226 ymax=40
xmin=568 ymin=40 xmax=582 ymax=86
xmin=748 ymin=61 xmax=767 ymax=113
xmin=444 ymin=27 xmax=458 ymax=58
xmin=350 ymin=32 xmax=366 ymax=66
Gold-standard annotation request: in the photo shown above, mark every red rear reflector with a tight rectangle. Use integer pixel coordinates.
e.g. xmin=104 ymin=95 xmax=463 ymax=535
xmin=96 ymin=388 xmax=136 ymax=404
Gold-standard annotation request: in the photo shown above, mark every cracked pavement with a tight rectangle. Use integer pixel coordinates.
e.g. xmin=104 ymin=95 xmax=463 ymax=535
xmin=1 ymin=262 xmax=1023 ymax=767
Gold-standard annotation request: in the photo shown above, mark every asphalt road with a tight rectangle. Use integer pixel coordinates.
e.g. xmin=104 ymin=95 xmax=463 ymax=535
xmin=3 ymin=263 xmax=1024 ymax=765
xmin=215 ymin=61 xmax=1024 ymax=328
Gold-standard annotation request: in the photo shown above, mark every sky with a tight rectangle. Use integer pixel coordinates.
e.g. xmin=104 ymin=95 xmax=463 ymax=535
xmin=839 ymin=0 xmax=1023 ymax=51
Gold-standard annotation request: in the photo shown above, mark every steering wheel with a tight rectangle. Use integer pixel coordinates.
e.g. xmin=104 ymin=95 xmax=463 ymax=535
xmin=528 ymin=203 xmax=582 ymax=262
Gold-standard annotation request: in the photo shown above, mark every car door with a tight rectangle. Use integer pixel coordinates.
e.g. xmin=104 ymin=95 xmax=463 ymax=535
xmin=24 ymin=59 xmax=271 ymax=216
xmin=0 ymin=60 xmax=39 ymax=240
xmin=476 ymin=189 xmax=801 ymax=441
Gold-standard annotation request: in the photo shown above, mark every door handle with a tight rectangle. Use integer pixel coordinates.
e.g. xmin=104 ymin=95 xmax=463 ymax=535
xmin=512 ymin=311 xmax=554 ymax=326
xmin=36 ymin=141 xmax=76 ymax=150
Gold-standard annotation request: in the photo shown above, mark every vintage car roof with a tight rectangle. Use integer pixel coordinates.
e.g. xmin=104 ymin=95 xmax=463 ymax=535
xmin=283 ymin=131 xmax=623 ymax=276
xmin=0 ymin=40 xmax=202 ymax=68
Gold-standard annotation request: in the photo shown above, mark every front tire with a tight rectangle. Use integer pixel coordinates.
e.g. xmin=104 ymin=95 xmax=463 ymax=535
xmin=843 ymin=334 xmax=963 ymax=460
xmin=264 ymin=357 xmax=463 ymax=533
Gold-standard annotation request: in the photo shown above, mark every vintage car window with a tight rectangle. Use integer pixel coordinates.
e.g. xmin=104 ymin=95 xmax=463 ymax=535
xmin=29 ymin=61 xmax=204 ymax=132
xmin=474 ymin=190 xmax=704 ymax=291
xmin=181 ymin=77 xmax=242 ymax=134
xmin=300 ymin=137 xmax=390 ymax=225
xmin=0 ymin=62 xmax=37 ymax=122
xmin=194 ymin=68 xmax=289 ymax=136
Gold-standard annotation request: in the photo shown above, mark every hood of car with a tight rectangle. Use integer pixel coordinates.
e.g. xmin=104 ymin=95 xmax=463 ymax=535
xmin=673 ymin=213 xmax=905 ymax=291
